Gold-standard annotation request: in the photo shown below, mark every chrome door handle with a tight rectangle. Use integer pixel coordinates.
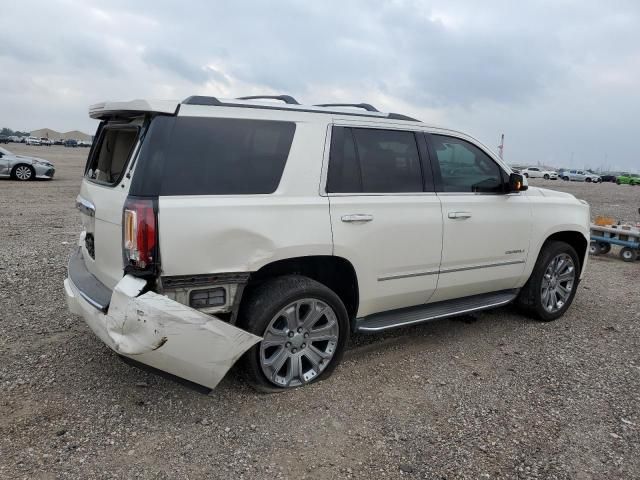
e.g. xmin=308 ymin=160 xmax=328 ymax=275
xmin=341 ymin=214 xmax=373 ymax=223
xmin=448 ymin=211 xmax=472 ymax=219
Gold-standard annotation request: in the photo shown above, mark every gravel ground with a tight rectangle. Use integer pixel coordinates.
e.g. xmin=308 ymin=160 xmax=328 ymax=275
xmin=1 ymin=145 xmax=639 ymax=479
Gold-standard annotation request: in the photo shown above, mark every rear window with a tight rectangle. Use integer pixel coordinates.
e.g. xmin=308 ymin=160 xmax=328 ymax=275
xmin=130 ymin=116 xmax=296 ymax=196
xmin=85 ymin=126 xmax=139 ymax=186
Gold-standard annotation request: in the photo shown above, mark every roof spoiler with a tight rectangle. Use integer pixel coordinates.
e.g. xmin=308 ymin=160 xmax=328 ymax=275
xmin=89 ymin=99 xmax=180 ymax=120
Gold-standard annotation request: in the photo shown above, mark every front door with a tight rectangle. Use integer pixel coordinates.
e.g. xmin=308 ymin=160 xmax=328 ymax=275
xmin=425 ymin=133 xmax=532 ymax=303
xmin=326 ymin=126 xmax=443 ymax=317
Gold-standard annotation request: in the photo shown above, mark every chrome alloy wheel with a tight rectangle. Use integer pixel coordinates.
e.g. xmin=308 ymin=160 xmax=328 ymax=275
xmin=260 ymin=298 xmax=339 ymax=388
xmin=540 ymin=253 xmax=576 ymax=313
xmin=15 ymin=165 xmax=33 ymax=180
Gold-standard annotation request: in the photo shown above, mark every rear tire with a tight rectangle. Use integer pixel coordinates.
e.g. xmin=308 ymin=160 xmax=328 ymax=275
xmin=563 ymin=176 xmax=570 ymax=181
xmin=237 ymin=275 xmax=350 ymax=392
xmin=517 ymin=241 xmax=580 ymax=321
xmin=620 ymin=248 xmax=637 ymax=262
xmin=11 ymin=164 xmax=34 ymax=181
xmin=543 ymin=174 xmax=550 ymax=180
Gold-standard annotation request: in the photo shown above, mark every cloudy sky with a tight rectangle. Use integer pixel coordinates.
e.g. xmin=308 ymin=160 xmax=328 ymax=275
xmin=1 ymin=0 xmax=639 ymax=170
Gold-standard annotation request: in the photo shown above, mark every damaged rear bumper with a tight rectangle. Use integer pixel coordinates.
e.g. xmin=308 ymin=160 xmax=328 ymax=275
xmin=64 ymin=250 xmax=260 ymax=389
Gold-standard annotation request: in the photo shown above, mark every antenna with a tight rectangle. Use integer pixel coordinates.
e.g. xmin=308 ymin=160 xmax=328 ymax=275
xmin=497 ymin=134 xmax=504 ymax=160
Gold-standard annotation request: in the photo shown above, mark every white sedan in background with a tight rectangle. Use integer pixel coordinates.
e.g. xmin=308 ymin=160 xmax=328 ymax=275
xmin=521 ymin=167 xmax=558 ymax=180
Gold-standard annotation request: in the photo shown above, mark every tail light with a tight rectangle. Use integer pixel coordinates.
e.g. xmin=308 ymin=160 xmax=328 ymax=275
xmin=123 ymin=197 xmax=158 ymax=272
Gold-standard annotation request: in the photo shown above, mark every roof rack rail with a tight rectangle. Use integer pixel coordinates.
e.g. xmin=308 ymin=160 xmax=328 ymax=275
xmin=388 ymin=113 xmax=420 ymax=121
xmin=314 ymin=103 xmax=379 ymax=112
xmin=182 ymin=95 xmax=223 ymax=106
xmin=237 ymin=95 xmax=300 ymax=105
xmin=180 ymin=96 xmax=421 ymax=122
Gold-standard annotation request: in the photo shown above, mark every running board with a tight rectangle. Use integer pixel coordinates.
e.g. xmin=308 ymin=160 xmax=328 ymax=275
xmin=354 ymin=289 xmax=519 ymax=333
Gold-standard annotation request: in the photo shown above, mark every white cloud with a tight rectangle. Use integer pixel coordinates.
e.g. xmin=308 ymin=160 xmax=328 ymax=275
xmin=0 ymin=0 xmax=639 ymax=170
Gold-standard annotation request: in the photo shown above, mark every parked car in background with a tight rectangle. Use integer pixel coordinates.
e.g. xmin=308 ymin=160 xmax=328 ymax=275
xmin=521 ymin=167 xmax=558 ymax=180
xmin=64 ymin=95 xmax=590 ymax=392
xmin=77 ymin=140 xmax=92 ymax=147
xmin=0 ymin=146 xmax=55 ymax=180
xmin=64 ymin=139 xmax=78 ymax=148
xmin=616 ymin=173 xmax=640 ymax=185
xmin=600 ymin=174 xmax=618 ymax=183
xmin=0 ymin=135 xmax=9 ymax=144
xmin=25 ymin=137 xmax=41 ymax=146
xmin=40 ymin=138 xmax=53 ymax=146
xmin=560 ymin=169 xmax=601 ymax=183
xmin=54 ymin=139 xmax=65 ymax=145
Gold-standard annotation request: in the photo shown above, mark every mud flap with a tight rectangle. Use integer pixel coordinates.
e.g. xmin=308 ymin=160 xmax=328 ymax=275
xmin=102 ymin=275 xmax=261 ymax=389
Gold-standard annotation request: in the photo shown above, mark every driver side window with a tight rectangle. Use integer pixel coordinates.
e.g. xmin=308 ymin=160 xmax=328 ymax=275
xmin=431 ymin=134 xmax=504 ymax=193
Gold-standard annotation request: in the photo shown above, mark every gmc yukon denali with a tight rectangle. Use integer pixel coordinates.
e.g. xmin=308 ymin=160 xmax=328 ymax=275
xmin=64 ymin=95 xmax=590 ymax=392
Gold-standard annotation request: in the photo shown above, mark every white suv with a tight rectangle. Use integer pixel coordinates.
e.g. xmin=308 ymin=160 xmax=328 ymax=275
xmin=64 ymin=95 xmax=590 ymax=392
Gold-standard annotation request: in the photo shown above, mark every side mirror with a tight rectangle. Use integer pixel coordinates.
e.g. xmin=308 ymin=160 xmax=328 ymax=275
xmin=508 ymin=172 xmax=528 ymax=192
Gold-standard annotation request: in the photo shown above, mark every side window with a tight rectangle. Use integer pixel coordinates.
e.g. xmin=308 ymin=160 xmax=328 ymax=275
xmin=131 ymin=117 xmax=296 ymax=196
xmin=327 ymin=128 xmax=362 ymax=193
xmin=327 ymin=127 xmax=423 ymax=193
xmin=430 ymin=135 xmax=504 ymax=193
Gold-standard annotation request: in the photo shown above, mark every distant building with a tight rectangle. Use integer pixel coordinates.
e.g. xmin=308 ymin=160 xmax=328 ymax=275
xmin=63 ymin=130 xmax=92 ymax=142
xmin=30 ymin=128 xmax=92 ymax=142
xmin=30 ymin=128 xmax=62 ymax=140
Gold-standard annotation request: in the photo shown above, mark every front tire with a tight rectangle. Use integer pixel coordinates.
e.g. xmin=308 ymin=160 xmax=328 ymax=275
xmin=517 ymin=241 xmax=580 ymax=321
xmin=563 ymin=176 xmax=570 ymax=181
xmin=12 ymin=164 xmax=34 ymax=181
xmin=237 ymin=275 xmax=350 ymax=392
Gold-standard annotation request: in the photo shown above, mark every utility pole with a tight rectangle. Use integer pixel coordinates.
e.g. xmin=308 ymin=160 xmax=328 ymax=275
xmin=497 ymin=134 xmax=504 ymax=160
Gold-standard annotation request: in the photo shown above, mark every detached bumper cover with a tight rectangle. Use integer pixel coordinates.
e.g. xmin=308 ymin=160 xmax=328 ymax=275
xmin=64 ymin=252 xmax=261 ymax=389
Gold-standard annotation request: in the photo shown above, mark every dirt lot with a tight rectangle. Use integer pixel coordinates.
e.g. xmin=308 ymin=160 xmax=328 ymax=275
xmin=1 ymin=145 xmax=639 ymax=479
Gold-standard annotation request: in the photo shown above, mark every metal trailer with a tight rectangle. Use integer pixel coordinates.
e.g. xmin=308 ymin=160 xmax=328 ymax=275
xmin=590 ymin=223 xmax=640 ymax=262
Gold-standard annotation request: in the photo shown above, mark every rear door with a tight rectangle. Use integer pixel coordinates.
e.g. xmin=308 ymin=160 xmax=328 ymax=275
xmin=77 ymin=119 xmax=143 ymax=289
xmin=426 ymin=133 xmax=531 ymax=303
xmin=327 ymin=125 xmax=443 ymax=318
